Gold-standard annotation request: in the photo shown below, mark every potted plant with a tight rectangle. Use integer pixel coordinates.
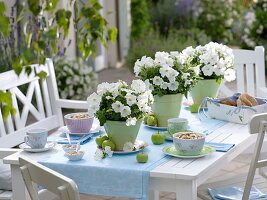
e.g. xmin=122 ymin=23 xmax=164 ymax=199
xmin=134 ymin=51 xmax=199 ymax=127
xmin=180 ymin=42 xmax=236 ymax=106
xmin=87 ymin=80 xmax=153 ymax=151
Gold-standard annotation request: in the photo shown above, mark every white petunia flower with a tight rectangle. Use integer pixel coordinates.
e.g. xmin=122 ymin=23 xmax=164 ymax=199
xmin=126 ymin=117 xmax=137 ymax=126
xmin=104 ymin=146 xmax=113 ymax=157
xmin=97 ymin=82 xmax=110 ymax=96
xmin=153 ymin=76 xmax=164 ymax=86
xmin=131 ymin=80 xmax=146 ymax=93
xmin=123 ymin=142 xmax=134 ymax=152
xmin=112 ymin=101 xmax=124 ymax=113
xmin=182 ymin=73 xmax=190 ymax=79
xmin=202 ymin=65 xmax=214 ymax=76
xmin=88 ymin=104 xmax=99 ymax=116
xmin=159 ymin=66 xmax=172 ymax=77
xmin=94 ymin=149 xmax=104 ymax=161
xmin=87 ymin=92 xmax=101 ymax=105
xmin=184 ymin=80 xmax=192 ymax=87
xmin=160 ymin=82 xmax=168 ymax=90
xmin=120 ymin=106 xmax=131 ymax=117
xmin=126 ymin=94 xmax=137 ymax=106
xmin=167 ymin=69 xmax=179 ymax=82
xmin=224 ymin=68 xmax=236 ymax=82
xmin=168 ymin=81 xmax=179 ymax=91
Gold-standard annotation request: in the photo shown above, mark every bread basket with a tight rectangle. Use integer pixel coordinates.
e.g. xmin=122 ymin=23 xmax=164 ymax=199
xmin=199 ymin=93 xmax=267 ymax=124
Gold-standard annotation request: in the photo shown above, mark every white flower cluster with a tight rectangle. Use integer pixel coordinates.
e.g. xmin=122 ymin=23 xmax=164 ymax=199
xmin=55 ymin=57 xmax=98 ymax=100
xmin=94 ymin=146 xmax=113 ymax=161
xmin=134 ymin=51 xmax=198 ymax=95
xmin=87 ymin=80 xmax=153 ymax=126
xmin=180 ymin=42 xmax=235 ymax=82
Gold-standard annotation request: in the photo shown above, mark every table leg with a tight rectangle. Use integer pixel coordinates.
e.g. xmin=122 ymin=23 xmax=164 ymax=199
xmin=11 ymin=164 xmax=27 ymax=200
xmin=175 ymin=180 xmax=197 ymax=200
xmin=149 ymin=190 xmax=159 ymax=200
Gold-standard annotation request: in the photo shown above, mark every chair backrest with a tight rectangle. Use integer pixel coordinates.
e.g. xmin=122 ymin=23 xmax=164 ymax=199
xmin=220 ymin=46 xmax=265 ymax=97
xmin=19 ymin=156 xmax=80 ymax=200
xmin=241 ymin=113 xmax=267 ymax=199
xmin=0 ymin=59 xmax=64 ymax=148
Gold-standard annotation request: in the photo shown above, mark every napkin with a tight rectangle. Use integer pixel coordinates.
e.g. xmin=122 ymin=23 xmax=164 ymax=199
xmin=56 ymin=134 xmax=92 ymax=145
xmin=205 ymin=142 xmax=235 ymax=152
xmin=208 ymin=186 xmax=267 ymax=200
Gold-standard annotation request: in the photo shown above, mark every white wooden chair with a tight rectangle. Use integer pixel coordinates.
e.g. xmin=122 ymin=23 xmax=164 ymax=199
xmin=19 ymin=156 xmax=80 ymax=200
xmin=220 ymin=46 xmax=266 ymax=98
xmin=198 ymin=113 xmax=267 ymax=200
xmin=0 ymin=149 xmax=19 ymax=200
xmin=0 ymin=58 xmax=88 ymax=199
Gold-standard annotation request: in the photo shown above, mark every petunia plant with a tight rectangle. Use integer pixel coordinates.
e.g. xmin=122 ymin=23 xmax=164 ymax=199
xmin=180 ymin=42 xmax=236 ymax=84
xmin=87 ymin=80 xmax=153 ymax=126
xmin=134 ymin=51 xmax=199 ymax=97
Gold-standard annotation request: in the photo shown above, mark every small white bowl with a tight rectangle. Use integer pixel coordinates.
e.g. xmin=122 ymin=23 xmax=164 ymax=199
xmin=62 ymin=144 xmax=80 ymax=152
xmin=65 ymin=151 xmax=85 ymax=161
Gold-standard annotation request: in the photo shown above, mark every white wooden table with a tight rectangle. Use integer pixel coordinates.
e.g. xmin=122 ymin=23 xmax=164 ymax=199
xmin=4 ymin=122 xmax=256 ymax=200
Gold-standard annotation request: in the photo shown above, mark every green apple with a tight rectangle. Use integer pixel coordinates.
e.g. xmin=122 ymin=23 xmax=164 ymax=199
xmin=151 ymin=132 xmax=165 ymax=145
xmin=136 ymin=152 xmax=148 ymax=163
xmin=147 ymin=116 xmax=158 ymax=126
xmin=102 ymin=140 xmax=116 ymax=151
xmin=95 ymin=135 xmax=109 ymax=147
xmin=189 ymin=104 xmax=199 ymax=113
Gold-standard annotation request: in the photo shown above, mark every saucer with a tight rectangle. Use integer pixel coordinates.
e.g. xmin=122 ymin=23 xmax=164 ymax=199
xmin=19 ymin=141 xmax=55 ymax=153
xmin=162 ymin=145 xmax=215 ymax=158
xmin=99 ymin=140 xmax=148 ymax=155
xmin=143 ymin=123 xmax=167 ymax=130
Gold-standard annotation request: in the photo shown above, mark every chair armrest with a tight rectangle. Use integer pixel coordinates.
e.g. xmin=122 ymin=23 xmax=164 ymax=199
xmin=56 ymin=99 xmax=88 ymax=110
xmin=0 ymin=148 xmax=20 ymax=159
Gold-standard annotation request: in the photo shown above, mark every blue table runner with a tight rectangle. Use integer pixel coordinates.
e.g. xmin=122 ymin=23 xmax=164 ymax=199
xmin=39 ymin=108 xmax=227 ymax=199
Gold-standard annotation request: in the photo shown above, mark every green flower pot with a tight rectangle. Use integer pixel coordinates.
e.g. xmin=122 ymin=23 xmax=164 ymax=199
xmin=104 ymin=120 xmax=142 ymax=151
xmin=152 ymin=94 xmax=183 ymax=127
xmin=190 ymin=79 xmax=220 ymax=105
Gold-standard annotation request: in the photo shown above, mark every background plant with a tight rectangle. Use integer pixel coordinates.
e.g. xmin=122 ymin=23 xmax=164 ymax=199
xmin=130 ymin=0 xmax=151 ymax=40
xmin=126 ymin=28 xmax=211 ymax=71
xmin=242 ymin=1 xmax=267 ymax=52
xmin=0 ymin=0 xmax=117 ymax=120
xmin=54 ymin=57 xmax=98 ymax=100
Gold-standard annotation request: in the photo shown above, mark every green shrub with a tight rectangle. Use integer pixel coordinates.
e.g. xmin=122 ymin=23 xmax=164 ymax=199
xmin=197 ymin=0 xmax=244 ymax=43
xmin=126 ymin=28 xmax=211 ymax=70
xmin=130 ymin=0 xmax=151 ymax=40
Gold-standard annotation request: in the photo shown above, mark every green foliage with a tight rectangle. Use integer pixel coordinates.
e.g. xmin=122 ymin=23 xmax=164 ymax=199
xmin=0 ymin=0 xmax=117 ymax=121
xmin=130 ymin=0 xmax=151 ymax=40
xmin=127 ymin=28 xmax=210 ymax=70
xmin=242 ymin=1 xmax=267 ymax=51
xmin=197 ymin=0 xmax=244 ymax=43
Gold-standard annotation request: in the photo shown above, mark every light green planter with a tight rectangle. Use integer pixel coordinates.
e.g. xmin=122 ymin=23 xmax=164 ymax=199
xmin=190 ymin=79 xmax=220 ymax=105
xmin=152 ymin=94 xmax=183 ymax=127
xmin=104 ymin=119 xmax=142 ymax=151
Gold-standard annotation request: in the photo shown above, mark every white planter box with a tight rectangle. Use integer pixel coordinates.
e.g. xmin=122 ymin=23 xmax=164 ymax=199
xmin=205 ymin=94 xmax=267 ymax=124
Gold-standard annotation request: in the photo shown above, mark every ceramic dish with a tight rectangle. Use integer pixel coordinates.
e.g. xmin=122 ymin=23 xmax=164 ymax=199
xmin=99 ymin=140 xmax=148 ymax=155
xmin=162 ymin=145 xmax=215 ymax=158
xmin=19 ymin=141 xmax=55 ymax=153
xmin=143 ymin=123 xmax=167 ymax=130
xmin=65 ymin=150 xmax=85 ymax=161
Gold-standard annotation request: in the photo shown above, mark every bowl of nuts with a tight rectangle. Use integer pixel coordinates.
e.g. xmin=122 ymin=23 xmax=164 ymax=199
xmin=173 ymin=132 xmax=205 ymax=156
xmin=65 ymin=150 xmax=85 ymax=161
xmin=64 ymin=113 xmax=94 ymax=133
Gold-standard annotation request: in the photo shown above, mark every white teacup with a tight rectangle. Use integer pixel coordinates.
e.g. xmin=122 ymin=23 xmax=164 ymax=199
xmin=24 ymin=129 xmax=48 ymax=149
